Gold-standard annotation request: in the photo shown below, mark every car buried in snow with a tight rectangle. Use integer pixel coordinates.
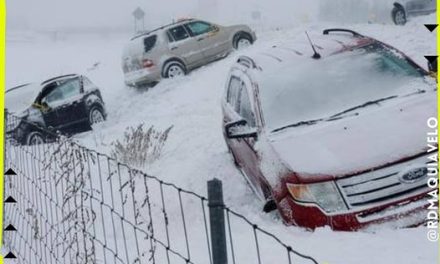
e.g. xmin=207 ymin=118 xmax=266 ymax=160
xmin=6 ymin=74 xmax=107 ymax=145
xmin=122 ymin=18 xmax=256 ymax=87
xmin=222 ymin=28 xmax=437 ymax=231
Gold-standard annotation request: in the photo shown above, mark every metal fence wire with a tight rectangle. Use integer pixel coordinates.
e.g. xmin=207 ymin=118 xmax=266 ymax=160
xmin=3 ymin=112 xmax=319 ymax=264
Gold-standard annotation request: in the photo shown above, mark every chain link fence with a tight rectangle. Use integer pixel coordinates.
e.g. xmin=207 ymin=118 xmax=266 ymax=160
xmin=3 ymin=112 xmax=319 ymax=264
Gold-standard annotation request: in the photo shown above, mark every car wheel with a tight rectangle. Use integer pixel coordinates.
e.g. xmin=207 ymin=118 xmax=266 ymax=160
xmin=163 ymin=61 xmax=186 ymax=78
xmin=89 ymin=106 xmax=106 ymax=125
xmin=26 ymin=131 xmax=45 ymax=145
xmin=234 ymin=33 xmax=253 ymax=50
xmin=392 ymin=6 xmax=406 ymax=25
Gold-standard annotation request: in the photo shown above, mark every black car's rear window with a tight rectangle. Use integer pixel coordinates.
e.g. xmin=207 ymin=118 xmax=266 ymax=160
xmin=144 ymin=35 xmax=157 ymax=53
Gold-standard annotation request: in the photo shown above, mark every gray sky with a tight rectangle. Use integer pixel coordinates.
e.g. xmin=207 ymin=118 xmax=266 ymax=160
xmin=7 ymin=0 xmax=319 ymax=31
xmin=7 ymin=0 xmax=198 ymax=30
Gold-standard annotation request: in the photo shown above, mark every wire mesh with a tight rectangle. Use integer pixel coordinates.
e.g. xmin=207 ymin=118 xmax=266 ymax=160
xmin=3 ymin=112 xmax=319 ymax=264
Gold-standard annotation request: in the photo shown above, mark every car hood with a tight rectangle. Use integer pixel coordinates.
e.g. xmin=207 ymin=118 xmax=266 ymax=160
xmin=267 ymin=91 xmax=435 ymax=180
xmin=6 ymin=83 xmax=40 ymax=114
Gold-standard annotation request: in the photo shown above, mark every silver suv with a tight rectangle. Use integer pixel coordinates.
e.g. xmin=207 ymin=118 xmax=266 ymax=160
xmin=392 ymin=0 xmax=436 ymax=25
xmin=122 ymin=18 xmax=257 ymax=87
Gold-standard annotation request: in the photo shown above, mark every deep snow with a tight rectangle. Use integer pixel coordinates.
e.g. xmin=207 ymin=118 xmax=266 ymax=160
xmin=5 ymin=14 xmax=438 ymax=264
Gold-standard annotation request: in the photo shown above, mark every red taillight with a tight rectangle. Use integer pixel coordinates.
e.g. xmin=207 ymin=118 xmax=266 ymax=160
xmin=142 ymin=59 xmax=154 ymax=68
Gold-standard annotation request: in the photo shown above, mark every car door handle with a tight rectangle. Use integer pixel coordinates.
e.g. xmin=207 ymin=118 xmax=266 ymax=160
xmin=171 ymin=46 xmax=178 ymax=50
xmin=197 ymin=37 xmax=205 ymax=41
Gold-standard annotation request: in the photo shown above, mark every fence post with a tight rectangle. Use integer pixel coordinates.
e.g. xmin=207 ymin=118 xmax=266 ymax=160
xmin=208 ymin=178 xmax=228 ymax=264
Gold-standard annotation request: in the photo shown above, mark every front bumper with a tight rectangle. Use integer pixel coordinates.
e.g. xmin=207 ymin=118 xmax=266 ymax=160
xmin=277 ymin=192 xmax=432 ymax=231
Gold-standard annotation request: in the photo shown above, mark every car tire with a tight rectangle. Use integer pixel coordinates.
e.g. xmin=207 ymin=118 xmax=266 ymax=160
xmin=392 ymin=6 xmax=406 ymax=25
xmin=88 ymin=106 xmax=106 ymax=126
xmin=163 ymin=61 xmax=186 ymax=79
xmin=26 ymin=131 xmax=45 ymax=145
xmin=233 ymin=33 xmax=253 ymax=50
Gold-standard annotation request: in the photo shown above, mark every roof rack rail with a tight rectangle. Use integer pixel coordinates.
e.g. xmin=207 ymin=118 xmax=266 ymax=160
xmin=130 ymin=18 xmax=194 ymax=41
xmin=41 ymin=74 xmax=77 ymax=85
xmin=6 ymin=83 xmax=31 ymax=93
xmin=323 ymin=28 xmax=364 ymax=37
xmin=237 ymin=56 xmax=258 ymax=69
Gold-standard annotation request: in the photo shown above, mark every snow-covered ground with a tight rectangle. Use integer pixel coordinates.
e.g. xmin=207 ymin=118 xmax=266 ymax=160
xmin=6 ymin=14 xmax=438 ymax=264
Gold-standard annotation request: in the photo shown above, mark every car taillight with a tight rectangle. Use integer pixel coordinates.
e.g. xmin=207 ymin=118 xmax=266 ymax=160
xmin=142 ymin=59 xmax=154 ymax=68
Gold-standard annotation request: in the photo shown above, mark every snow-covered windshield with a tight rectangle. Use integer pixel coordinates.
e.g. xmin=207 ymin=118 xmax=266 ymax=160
xmin=5 ymin=83 xmax=41 ymax=113
xmin=259 ymin=44 xmax=427 ymax=132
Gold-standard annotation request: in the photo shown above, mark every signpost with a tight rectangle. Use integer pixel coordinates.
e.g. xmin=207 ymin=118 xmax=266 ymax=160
xmin=133 ymin=7 xmax=145 ymax=34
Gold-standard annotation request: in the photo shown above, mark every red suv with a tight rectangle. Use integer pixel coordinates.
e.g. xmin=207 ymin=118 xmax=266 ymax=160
xmin=221 ymin=29 xmax=436 ymax=231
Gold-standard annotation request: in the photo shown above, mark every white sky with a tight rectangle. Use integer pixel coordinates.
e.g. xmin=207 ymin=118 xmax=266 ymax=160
xmin=6 ymin=0 xmax=319 ymax=31
xmin=7 ymin=0 xmax=198 ymax=30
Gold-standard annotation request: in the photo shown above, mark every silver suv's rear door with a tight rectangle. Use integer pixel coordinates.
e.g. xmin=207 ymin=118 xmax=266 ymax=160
xmin=168 ymin=25 xmax=205 ymax=68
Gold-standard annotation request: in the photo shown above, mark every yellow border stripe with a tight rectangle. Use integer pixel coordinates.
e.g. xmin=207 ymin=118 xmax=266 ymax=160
xmin=0 ymin=0 xmax=5 ymax=262
xmin=0 ymin=0 xmax=4 ymax=261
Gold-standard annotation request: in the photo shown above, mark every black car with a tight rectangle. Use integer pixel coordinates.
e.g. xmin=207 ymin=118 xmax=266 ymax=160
xmin=6 ymin=74 xmax=107 ymax=145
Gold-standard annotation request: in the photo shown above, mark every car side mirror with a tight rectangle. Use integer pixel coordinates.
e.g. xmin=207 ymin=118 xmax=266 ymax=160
xmin=33 ymin=102 xmax=50 ymax=112
xmin=428 ymin=59 xmax=437 ymax=74
xmin=211 ymin=25 xmax=220 ymax=32
xmin=225 ymin=119 xmax=257 ymax=139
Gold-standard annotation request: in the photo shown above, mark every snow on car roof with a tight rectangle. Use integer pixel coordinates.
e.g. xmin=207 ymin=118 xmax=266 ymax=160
xmin=41 ymin=74 xmax=79 ymax=85
xmin=242 ymin=32 xmax=370 ymax=73
xmin=130 ymin=18 xmax=194 ymax=41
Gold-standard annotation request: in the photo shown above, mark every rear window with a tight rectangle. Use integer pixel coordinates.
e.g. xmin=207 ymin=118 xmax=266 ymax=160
xmin=144 ymin=35 xmax=157 ymax=53
xmin=169 ymin=26 xmax=189 ymax=42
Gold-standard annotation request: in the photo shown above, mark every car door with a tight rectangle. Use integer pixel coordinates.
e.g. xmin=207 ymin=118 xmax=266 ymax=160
xmin=41 ymin=77 xmax=88 ymax=132
xmin=407 ymin=0 xmax=434 ymax=13
xmin=168 ymin=25 xmax=205 ymax=68
xmin=223 ymin=73 xmax=267 ymax=200
xmin=185 ymin=21 xmax=230 ymax=61
xmin=425 ymin=0 xmax=436 ymax=11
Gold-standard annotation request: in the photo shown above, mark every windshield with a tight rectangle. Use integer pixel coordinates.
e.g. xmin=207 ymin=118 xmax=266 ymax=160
xmin=259 ymin=44 xmax=427 ymax=132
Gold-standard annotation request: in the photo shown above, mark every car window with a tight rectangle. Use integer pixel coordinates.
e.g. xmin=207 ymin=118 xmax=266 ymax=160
xmin=237 ymin=83 xmax=256 ymax=127
xmin=43 ymin=78 xmax=81 ymax=104
xmin=144 ymin=35 xmax=157 ymax=52
xmin=227 ymin=76 xmax=241 ymax=111
xmin=185 ymin=21 xmax=213 ymax=36
xmin=166 ymin=31 xmax=174 ymax=42
xmin=169 ymin=26 xmax=189 ymax=42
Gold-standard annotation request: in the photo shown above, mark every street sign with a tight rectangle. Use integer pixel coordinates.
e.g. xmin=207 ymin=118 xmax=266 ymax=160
xmin=133 ymin=7 xmax=145 ymax=20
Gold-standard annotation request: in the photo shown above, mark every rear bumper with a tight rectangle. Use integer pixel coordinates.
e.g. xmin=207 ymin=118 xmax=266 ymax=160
xmin=124 ymin=68 xmax=161 ymax=86
xmin=277 ymin=192 xmax=432 ymax=231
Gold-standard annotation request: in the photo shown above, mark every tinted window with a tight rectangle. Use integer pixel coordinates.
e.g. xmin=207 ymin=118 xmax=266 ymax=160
xmin=43 ymin=78 xmax=81 ymax=104
xmin=186 ymin=21 xmax=213 ymax=36
xmin=166 ymin=31 xmax=174 ymax=42
xmin=169 ymin=26 xmax=189 ymax=41
xmin=237 ymin=85 xmax=255 ymax=127
xmin=144 ymin=35 xmax=157 ymax=52
xmin=227 ymin=76 xmax=241 ymax=111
